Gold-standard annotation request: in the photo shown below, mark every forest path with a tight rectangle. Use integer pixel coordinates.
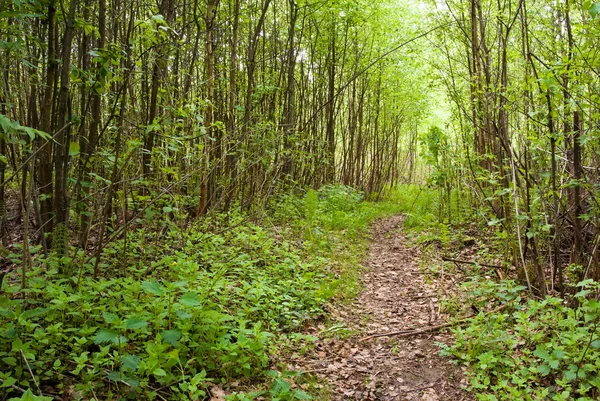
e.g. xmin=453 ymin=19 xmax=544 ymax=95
xmin=291 ymin=215 xmax=473 ymax=400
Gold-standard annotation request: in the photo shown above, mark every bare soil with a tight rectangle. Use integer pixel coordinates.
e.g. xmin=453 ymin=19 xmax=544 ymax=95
xmin=290 ymin=215 xmax=474 ymax=401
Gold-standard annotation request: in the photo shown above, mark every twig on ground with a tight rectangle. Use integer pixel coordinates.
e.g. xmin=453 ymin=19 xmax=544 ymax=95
xmin=300 ymin=367 xmax=330 ymax=374
xmin=441 ymin=257 xmax=506 ymax=270
xmin=359 ymin=303 xmax=511 ymax=342
xmin=20 ymin=349 xmax=43 ymax=396
xmin=405 ymin=383 xmax=436 ymax=393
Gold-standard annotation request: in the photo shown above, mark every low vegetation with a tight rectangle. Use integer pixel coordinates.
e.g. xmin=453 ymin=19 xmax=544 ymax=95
xmin=0 ymin=185 xmax=400 ymax=400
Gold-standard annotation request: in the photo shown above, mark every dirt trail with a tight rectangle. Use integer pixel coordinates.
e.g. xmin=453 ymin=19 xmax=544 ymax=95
xmin=293 ymin=215 xmax=472 ymax=400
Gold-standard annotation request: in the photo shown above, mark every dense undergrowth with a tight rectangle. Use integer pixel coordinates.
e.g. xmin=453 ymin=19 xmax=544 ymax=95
xmin=441 ymin=278 xmax=600 ymax=401
xmin=401 ymin=185 xmax=600 ymax=400
xmin=0 ymin=185 xmax=401 ymax=400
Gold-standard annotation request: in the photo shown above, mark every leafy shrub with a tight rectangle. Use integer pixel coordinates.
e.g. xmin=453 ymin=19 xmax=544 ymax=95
xmin=1 ymin=185 xmax=403 ymax=399
xmin=0 ymin=211 xmax=326 ymax=399
xmin=441 ymin=278 xmax=600 ymax=401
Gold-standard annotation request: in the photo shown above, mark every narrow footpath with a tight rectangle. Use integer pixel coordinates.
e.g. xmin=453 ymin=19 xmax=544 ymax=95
xmin=292 ymin=215 xmax=473 ymax=400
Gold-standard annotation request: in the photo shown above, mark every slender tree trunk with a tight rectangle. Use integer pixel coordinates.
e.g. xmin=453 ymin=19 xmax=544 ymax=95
xmin=198 ymin=0 xmax=220 ymax=216
xmin=53 ymin=0 xmax=78 ymax=254
xmin=282 ymin=0 xmax=298 ymax=178
xmin=325 ymin=23 xmax=336 ymax=182
xmin=224 ymin=0 xmax=240 ymax=209
xmin=38 ymin=0 xmax=57 ymax=240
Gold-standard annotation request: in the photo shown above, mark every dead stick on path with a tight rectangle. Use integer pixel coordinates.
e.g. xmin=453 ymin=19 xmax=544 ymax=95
xmin=359 ymin=303 xmax=511 ymax=342
xmin=20 ymin=349 xmax=43 ymax=395
xmin=441 ymin=257 xmax=506 ymax=270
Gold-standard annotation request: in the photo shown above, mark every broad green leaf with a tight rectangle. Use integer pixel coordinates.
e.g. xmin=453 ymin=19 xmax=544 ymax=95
xmin=533 ymin=348 xmax=551 ymax=361
xmin=8 ymin=388 xmax=53 ymax=401
xmin=564 ymin=369 xmax=577 ymax=382
xmin=294 ymin=390 xmax=312 ymax=400
xmin=94 ymin=329 xmax=127 ymax=345
xmin=272 ymin=378 xmax=291 ymax=394
xmin=2 ymin=357 xmax=17 ymax=366
xmin=537 ymin=364 xmax=550 ymax=376
xmin=161 ymin=329 xmax=181 ymax=346
xmin=575 ymin=289 xmax=592 ymax=298
xmin=121 ymin=354 xmax=141 ymax=371
xmin=107 ymin=371 xmax=121 ymax=382
xmin=102 ymin=312 xmax=119 ymax=324
xmin=576 ymin=279 xmax=595 ymax=287
xmin=124 ymin=316 xmax=147 ymax=330
xmin=19 ymin=308 xmax=50 ymax=320
xmin=549 ymin=359 xmax=560 ymax=369
xmin=141 ymin=281 xmax=165 ymax=296
xmin=176 ymin=310 xmax=193 ymax=319
xmin=107 ymin=371 xmax=138 ymax=387
xmin=179 ymin=292 xmax=201 ymax=307
xmin=0 ymin=376 xmax=16 ymax=388
xmin=68 ymin=142 xmax=80 ymax=156
xmin=122 ymin=375 xmax=140 ymax=387
xmin=0 ymin=308 xmax=16 ymax=318
xmin=589 ymin=2 xmax=600 ymax=17
xmin=94 ymin=329 xmax=118 ymax=344
xmin=153 ymin=368 xmax=167 ymax=376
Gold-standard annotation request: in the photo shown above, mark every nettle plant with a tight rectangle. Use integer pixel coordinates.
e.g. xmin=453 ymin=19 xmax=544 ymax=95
xmin=441 ymin=278 xmax=600 ymax=401
xmin=0 ymin=212 xmax=327 ymax=399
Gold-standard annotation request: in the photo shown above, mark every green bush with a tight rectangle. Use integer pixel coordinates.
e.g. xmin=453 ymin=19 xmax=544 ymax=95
xmin=441 ymin=278 xmax=600 ymax=401
xmin=0 ymin=185 xmax=402 ymax=400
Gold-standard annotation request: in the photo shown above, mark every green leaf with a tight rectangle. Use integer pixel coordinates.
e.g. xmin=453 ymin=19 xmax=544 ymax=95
xmin=294 ymin=390 xmax=313 ymax=400
xmin=8 ymin=389 xmax=53 ymax=401
xmin=577 ymin=279 xmax=596 ymax=287
xmin=564 ymin=368 xmax=577 ymax=382
xmin=179 ymin=292 xmax=201 ymax=307
xmin=589 ymin=2 xmax=600 ymax=17
xmin=19 ymin=308 xmax=50 ymax=320
xmin=176 ymin=310 xmax=193 ymax=319
xmin=123 ymin=375 xmax=140 ymax=387
xmin=68 ymin=141 xmax=80 ymax=156
xmin=153 ymin=368 xmax=167 ymax=376
xmin=107 ymin=371 xmax=138 ymax=387
xmin=94 ymin=329 xmax=118 ymax=344
xmin=272 ymin=378 xmax=291 ymax=394
xmin=107 ymin=371 xmax=122 ymax=382
xmin=124 ymin=316 xmax=147 ymax=330
xmin=103 ymin=312 xmax=119 ymax=324
xmin=94 ymin=329 xmax=127 ymax=345
xmin=0 ymin=308 xmax=16 ymax=318
xmin=161 ymin=329 xmax=181 ymax=346
xmin=121 ymin=354 xmax=141 ymax=371
xmin=2 ymin=357 xmax=17 ymax=366
xmin=537 ymin=364 xmax=551 ymax=376
xmin=533 ymin=348 xmax=551 ymax=361
xmin=575 ymin=289 xmax=592 ymax=298
xmin=141 ymin=281 xmax=165 ymax=296
xmin=0 ymin=376 xmax=17 ymax=388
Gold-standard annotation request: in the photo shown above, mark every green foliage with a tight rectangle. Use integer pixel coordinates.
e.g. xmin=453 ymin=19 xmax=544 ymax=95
xmin=272 ymin=184 xmax=402 ymax=302
xmin=441 ymin=279 xmax=600 ymax=400
xmin=8 ymin=389 xmax=53 ymax=401
xmin=0 ymin=212 xmax=319 ymax=398
xmin=389 ymin=185 xmax=439 ymax=230
xmin=0 ymin=185 xmax=395 ymax=399
xmin=0 ymin=114 xmax=51 ymax=142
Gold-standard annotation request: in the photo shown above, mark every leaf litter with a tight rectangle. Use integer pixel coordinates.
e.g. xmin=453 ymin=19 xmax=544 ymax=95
xmin=286 ymin=215 xmax=474 ymax=400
